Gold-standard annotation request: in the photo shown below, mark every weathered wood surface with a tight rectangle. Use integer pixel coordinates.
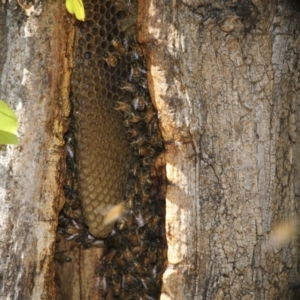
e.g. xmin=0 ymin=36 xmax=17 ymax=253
xmin=139 ymin=0 xmax=300 ymax=299
xmin=0 ymin=1 xmax=72 ymax=298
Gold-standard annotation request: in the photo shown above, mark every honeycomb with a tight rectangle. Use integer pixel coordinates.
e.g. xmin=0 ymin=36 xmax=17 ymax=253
xmin=58 ymin=0 xmax=167 ymax=298
xmin=70 ymin=0 xmax=133 ymax=238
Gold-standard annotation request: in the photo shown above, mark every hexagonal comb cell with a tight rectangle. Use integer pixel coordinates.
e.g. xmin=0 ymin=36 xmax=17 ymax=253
xmin=71 ymin=0 xmax=133 ymax=238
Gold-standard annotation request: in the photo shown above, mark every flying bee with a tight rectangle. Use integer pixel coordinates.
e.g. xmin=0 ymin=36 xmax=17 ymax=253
xmin=103 ymin=51 xmax=118 ymax=67
xmin=135 ymin=146 xmax=156 ymax=157
xmin=132 ymin=93 xmax=147 ymax=111
xmin=103 ymin=203 xmax=126 ymax=226
xmin=119 ymin=81 xmax=137 ymax=93
xmin=114 ymin=101 xmax=132 ymax=116
xmin=129 ymin=62 xmax=147 ymax=82
xmin=111 ymin=38 xmax=126 ymax=56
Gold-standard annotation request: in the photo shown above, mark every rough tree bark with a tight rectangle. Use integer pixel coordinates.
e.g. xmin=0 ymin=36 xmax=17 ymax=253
xmin=0 ymin=1 xmax=72 ymax=298
xmin=1 ymin=0 xmax=300 ymax=299
xmin=139 ymin=0 xmax=300 ymax=299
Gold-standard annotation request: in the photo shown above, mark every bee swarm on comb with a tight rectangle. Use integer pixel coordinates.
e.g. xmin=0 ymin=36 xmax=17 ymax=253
xmin=56 ymin=0 xmax=167 ymax=299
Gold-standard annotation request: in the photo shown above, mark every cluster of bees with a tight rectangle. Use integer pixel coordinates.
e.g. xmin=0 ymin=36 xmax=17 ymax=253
xmin=98 ymin=35 xmax=166 ymax=299
xmin=56 ymin=0 xmax=166 ymax=299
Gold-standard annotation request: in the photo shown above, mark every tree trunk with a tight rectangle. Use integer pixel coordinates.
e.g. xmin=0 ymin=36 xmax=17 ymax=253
xmin=1 ymin=0 xmax=300 ymax=299
xmin=139 ymin=0 xmax=300 ymax=299
xmin=0 ymin=1 xmax=71 ymax=298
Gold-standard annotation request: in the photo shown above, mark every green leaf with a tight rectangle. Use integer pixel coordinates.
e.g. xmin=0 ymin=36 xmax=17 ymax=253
xmin=66 ymin=0 xmax=85 ymax=21
xmin=0 ymin=100 xmax=19 ymax=145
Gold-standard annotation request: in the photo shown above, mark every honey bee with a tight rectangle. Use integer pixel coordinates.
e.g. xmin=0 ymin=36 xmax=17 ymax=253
xmin=133 ymin=209 xmax=145 ymax=228
xmin=127 ymin=113 xmax=143 ymax=124
xmin=97 ymin=275 xmax=108 ymax=296
xmin=131 ymin=245 xmax=144 ymax=256
xmin=137 ymin=77 xmax=148 ymax=90
xmin=66 ymin=145 xmax=74 ymax=158
xmin=103 ymin=51 xmax=117 ymax=67
xmin=114 ymin=101 xmax=132 ymax=116
xmin=141 ymin=193 xmax=150 ymax=207
xmin=132 ymin=93 xmax=147 ymax=111
xmin=103 ymin=203 xmax=126 ymax=226
xmin=131 ymin=44 xmax=143 ymax=60
xmin=116 ymin=213 xmax=134 ymax=231
xmin=144 ymin=244 xmax=157 ymax=264
xmin=60 ymin=219 xmax=81 ymax=239
xmin=132 ymin=260 xmax=145 ymax=275
xmin=150 ymin=215 xmax=161 ymax=225
xmin=135 ymin=146 xmax=156 ymax=157
xmin=127 ymin=126 xmax=140 ymax=139
xmin=140 ymin=277 xmax=159 ymax=295
xmin=142 ymin=156 xmax=152 ymax=168
xmin=129 ymin=62 xmax=147 ymax=82
xmin=149 ymin=132 xmax=163 ymax=150
xmin=147 ymin=118 xmax=158 ymax=136
xmin=111 ymin=38 xmax=126 ymax=56
xmin=111 ymin=275 xmax=122 ymax=296
xmin=130 ymin=157 xmax=141 ymax=176
xmin=130 ymin=135 xmax=146 ymax=149
xmin=126 ymin=193 xmax=135 ymax=209
xmin=137 ymin=169 xmax=152 ymax=186
xmin=124 ymin=229 xmax=141 ymax=246
xmin=126 ymin=179 xmax=139 ymax=195
xmin=114 ymin=252 xmax=126 ymax=268
xmin=119 ymin=81 xmax=137 ymax=93
xmin=103 ymin=248 xmax=117 ymax=265
xmin=144 ymin=108 xmax=157 ymax=124
xmin=122 ymin=272 xmax=137 ymax=287
xmin=123 ymin=247 xmax=134 ymax=263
